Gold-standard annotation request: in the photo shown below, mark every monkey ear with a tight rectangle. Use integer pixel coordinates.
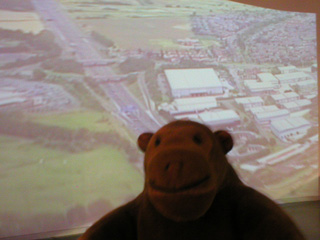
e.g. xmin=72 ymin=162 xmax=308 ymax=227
xmin=137 ymin=133 xmax=154 ymax=152
xmin=214 ymin=130 xmax=233 ymax=154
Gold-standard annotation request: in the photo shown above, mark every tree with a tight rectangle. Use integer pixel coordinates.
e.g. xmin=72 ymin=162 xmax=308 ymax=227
xmin=268 ymin=138 xmax=276 ymax=146
xmin=33 ymin=68 xmax=46 ymax=81
xmin=271 ymin=67 xmax=281 ymax=75
xmin=119 ymin=57 xmax=155 ymax=74
xmin=91 ymin=31 xmax=114 ymax=48
xmin=41 ymin=58 xmax=84 ymax=74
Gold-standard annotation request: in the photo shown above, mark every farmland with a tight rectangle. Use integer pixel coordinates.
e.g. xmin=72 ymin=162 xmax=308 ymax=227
xmin=0 ymin=135 xmax=143 ymax=215
xmin=78 ymin=17 xmax=192 ymax=49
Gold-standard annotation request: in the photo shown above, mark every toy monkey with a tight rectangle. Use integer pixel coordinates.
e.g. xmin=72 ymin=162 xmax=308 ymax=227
xmin=80 ymin=120 xmax=305 ymax=240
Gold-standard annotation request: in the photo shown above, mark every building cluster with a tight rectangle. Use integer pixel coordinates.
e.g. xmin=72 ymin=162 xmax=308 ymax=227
xmin=0 ymin=80 xmax=78 ymax=112
xmin=238 ymin=67 xmax=261 ymax=80
xmin=209 ymin=47 xmax=230 ymax=63
xmin=243 ymin=68 xmax=316 ymax=98
xmin=191 ymin=13 xmax=269 ymax=38
xmin=159 ymin=38 xmax=234 ymax=63
xmin=120 ymin=49 xmax=160 ymax=59
xmin=176 ymin=38 xmax=203 ymax=48
xmin=237 ymin=66 xmax=315 ymax=142
xmin=189 ymin=12 xmax=316 ymax=66
xmin=161 ymin=48 xmax=212 ymax=62
xmin=159 ymin=68 xmax=240 ymax=129
xmin=159 ymin=64 xmax=316 ymax=143
xmin=246 ymin=15 xmax=316 ymax=64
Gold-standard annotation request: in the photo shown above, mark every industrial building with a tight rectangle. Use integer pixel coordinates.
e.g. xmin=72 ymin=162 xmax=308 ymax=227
xmin=198 ymin=110 xmax=240 ymax=127
xmin=270 ymin=117 xmax=311 ymax=141
xmin=164 ymin=68 xmax=223 ymax=98
xmin=257 ymin=73 xmax=279 ymax=85
xmin=244 ymin=80 xmax=275 ymax=94
xmin=277 ymin=66 xmax=297 ymax=74
xmin=295 ymin=80 xmax=317 ymax=93
xmin=271 ymin=92 xmax=300 ymax=104
xmin=169 ymin=96 xmax=218 ymax=115
xmin=275 ymin=72 xmax=310 ymax=84
xmin=249 ymin=105 xmax=279 ymax=115
xmin=235 ymin=96 xmax=264 ymax=111
xmin=254 ymin=109 xmax=290 ymax=125
xmin=281 ymin=99 xmax=312 ymax=111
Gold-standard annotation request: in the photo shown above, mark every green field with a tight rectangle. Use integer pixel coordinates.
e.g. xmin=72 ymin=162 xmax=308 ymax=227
xmin=0 ymin=135 xmax=143 ymax=216
xmin=77 ymin=17 xmax=193 ymax=50
xmin=28 ymin=110 xmax=135 ymax=140
xmin=60 ymin=0 xmax=265 ymax=19
xmin=149 ymin=39 xmax=182 ymax=49
xmin=30 ymin=111 xmax=112 ymax=132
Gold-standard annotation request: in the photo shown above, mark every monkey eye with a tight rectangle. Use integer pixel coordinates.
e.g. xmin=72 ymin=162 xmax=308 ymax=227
xmin=193 ymin=134 xmax=202 ymax=145
xmin=154 ymin=137 xmax=161 ymax=147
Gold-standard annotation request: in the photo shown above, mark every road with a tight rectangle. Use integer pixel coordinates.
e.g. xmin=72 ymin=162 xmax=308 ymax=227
xmin=32 ymin=0 xmax=161 ymax=134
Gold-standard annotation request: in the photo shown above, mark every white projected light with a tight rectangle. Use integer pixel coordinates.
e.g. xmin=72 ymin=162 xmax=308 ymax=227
xmin=0 ymin=0 xmax=318 ymax=238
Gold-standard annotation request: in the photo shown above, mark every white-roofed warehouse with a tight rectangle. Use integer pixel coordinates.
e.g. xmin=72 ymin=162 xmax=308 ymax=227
xmin=235 ymin=96 xmax=264 ymax=111
xmin=254 ymin=109 xmax=290 ymax=125
xmin=244 ymin=80 xmax=275 ymax=94
xmin=281 ymin=99 xmax=312 ymax=111
xmin=270 ymin=117 xmax=311 ymax=141
xmin=257 ymin=73 xmax=279 ymax=85
xmin=170 ymin=96 xmax=218 ymax=115
xmin=164 ymin=68 xmax=223 ymax=98
xmin=277 ymin=66 xmax=297 ymax=74
xmin=198 ymin=110 xmax=240 ymax=127
xmin=275 ymin=72 xmax=310 ymax=84
xmin=271 ymin=92 xmax=300 ymax=104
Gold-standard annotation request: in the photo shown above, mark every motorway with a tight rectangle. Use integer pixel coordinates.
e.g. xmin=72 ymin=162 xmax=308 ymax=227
xmin=32 ymin=0 xmax=161 ymax=134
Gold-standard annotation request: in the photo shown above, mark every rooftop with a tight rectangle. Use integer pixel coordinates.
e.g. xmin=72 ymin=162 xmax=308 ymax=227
xmin=277 ymin=66 xmax=297 ymax=71
xmin=296 ymin=79 xmax=317 ymax=86
xmin=250 ymin=105 xmax=279 ymax=114
xmin=199 ymin=110 xmax=240 ymax=122
xmin=257 ymin=73 xmax=278 ymax=82
xmin=271 ymin=92 xmax=300 ymax=100
xmin=275 ymin=72 xmax=310 ymax=81
xmin=165 ymin=68 xmax=222 ymax=90
xmin=172 ymin=96 xmax=218 ymax=112
xmin=244 ymin=80 xmax=275 ymax=91
xmin=255 ymin=109 xmax=290 ymax=120
xmin=282 ymin=99 xmax=312 ymax=109
xmin=271 ymin=117 xmax=310 ymax=132
xmin=235 ymin=96 xmax=264 ymax=104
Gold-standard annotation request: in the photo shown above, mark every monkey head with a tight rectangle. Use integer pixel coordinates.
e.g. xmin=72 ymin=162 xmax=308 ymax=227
xmin=138 ymin=120 xmax=234 ymax=222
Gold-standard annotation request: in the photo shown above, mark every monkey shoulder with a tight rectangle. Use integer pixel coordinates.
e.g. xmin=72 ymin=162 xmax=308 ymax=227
xmin=79 ymin=195 xmax=142 ymax=240
xmin=216 ymin=184 xmax=305 ymax=240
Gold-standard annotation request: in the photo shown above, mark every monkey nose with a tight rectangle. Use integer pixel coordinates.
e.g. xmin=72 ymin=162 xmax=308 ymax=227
xmin=164 ymin=160 xmax=184 ymax=174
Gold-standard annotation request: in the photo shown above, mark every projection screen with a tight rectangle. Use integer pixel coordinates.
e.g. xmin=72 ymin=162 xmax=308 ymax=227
xmin=0 ymin=0 xmax=318 ymax=238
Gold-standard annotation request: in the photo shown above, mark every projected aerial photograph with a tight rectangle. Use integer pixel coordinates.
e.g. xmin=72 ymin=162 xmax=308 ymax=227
xmin=0 ymin=0 xmax=318 ymax=237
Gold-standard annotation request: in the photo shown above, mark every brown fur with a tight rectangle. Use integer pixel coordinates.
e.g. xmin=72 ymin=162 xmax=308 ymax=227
xmin=79 ymin=120 xmax=305 ymax=240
